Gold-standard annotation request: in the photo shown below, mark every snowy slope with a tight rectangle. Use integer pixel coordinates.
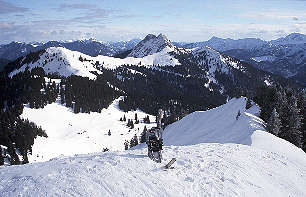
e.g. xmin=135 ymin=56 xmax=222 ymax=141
xmin=0 ymin=143 xmax=305 ymax=197
xmin=21 ymin=97 xmax=156 ymax=163
xmin=251 ymin=55 xmax=276 ymax=63
xmin=192 ymin=46 xmax=245 ymax=88
xmin=164 ymin=98 xmax=305 ymax=163
xmin=0 ymin=97 xmax=305 ymax=197
xmin=9 ymin=47 xmax=102 ymax=80
xmin=9 ymin=46 xmax=180 ymax=79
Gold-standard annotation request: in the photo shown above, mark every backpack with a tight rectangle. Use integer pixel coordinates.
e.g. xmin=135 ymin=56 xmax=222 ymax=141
xmin=148 ymin=135 xmax=163 ymax=152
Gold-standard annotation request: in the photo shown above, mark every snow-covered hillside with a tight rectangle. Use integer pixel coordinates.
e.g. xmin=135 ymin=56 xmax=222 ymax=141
xmin=21 ymin=97 xmax=156 ymax=163
xmin=192 ymin=46 xmax=246 ymax=89
xmin=1 ymin=98 xmax=305 ymax=197
xmin=251 ymin=55 xmax=276 ymax=63
xmin=9 ymin=45 xmax=180 ymax=79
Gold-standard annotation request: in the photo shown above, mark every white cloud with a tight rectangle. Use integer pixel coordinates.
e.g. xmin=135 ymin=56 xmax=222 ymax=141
xmin=240 ymin=9 xmax=306 ymax=22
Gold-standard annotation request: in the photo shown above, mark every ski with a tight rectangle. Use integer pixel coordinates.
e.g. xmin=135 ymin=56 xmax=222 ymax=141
xmin=165 ymin=158 xmax=176 ymax=169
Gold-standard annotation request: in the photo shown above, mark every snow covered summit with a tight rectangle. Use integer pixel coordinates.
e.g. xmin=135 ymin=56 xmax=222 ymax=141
xmin=270 ymin=33 xmax=306 ymax=45
xmin=9 ymin=47 xmax=102 ymax=80
xmin=128 ymin=33 xmax=177 ymax=58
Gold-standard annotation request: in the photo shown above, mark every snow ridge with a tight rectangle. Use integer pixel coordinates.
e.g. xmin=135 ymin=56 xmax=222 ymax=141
xmin=9 ymin=45 xmax=181 ymax=79
xmin=9 ymin=47 xmax=102 ymax=79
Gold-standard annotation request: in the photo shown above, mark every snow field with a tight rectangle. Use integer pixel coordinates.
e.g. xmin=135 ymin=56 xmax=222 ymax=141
xmin=0 ymin=142 xmax=305 ymax=197
xmin=21 ymin=97 xmax=156 ymax=163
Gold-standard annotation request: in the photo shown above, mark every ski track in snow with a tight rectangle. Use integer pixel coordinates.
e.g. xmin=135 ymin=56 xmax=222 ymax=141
xmin=1 ymin=98 xmax=305 ymax=197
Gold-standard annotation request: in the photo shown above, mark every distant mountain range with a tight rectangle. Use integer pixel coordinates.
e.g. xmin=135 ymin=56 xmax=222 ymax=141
xmin=222 ymin=33 xmax=306 ymax=86
xmin=7 ymin=33 xmax=301 ymax=97
xmin=1 ymin=33 xmax=306 ymax=85
xmin=1 ymin=33 xmax=304 ymax=167
xmin=0 ymin=39 xmax=141 ymax=71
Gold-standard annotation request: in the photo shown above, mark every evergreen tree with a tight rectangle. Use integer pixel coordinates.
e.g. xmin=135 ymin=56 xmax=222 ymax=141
xmin=127 ymin=119 xmax=131 ymax=127
xmin=140 ymin=126 xmax=147 ymax=143
xmin=108 ymin=130 xmax=111 ymax=136
xmin=123 ymin=114 xmax=126 ymax=121
xmin=124 ymin=140 xmax=129 ymax=150
xmin=0 ymin=147 xmax=3 ymax=165
xmin=74 ymin=102 xmax=80 ymax=114
xmin=267 ymin=108 xmax=281 ymax=136
xmin=129 ymin=138 xmax=135 ymax=148
xmin=133 ymin=134 xmax=138 ymax=146
xmin=60 ymin=85 xmax=65 ymax=105
xmin=135 ymin=113 xmax=138 ymax=121
xmin=144 ymin=115 xmax=150 ymax=123
xmin=246 ymin=98 xmax=252 ymax=109
xmin=296 ymin=91 xmax=306 ymax=152
xmin=287 ymin=95 xmax=302 ymax=148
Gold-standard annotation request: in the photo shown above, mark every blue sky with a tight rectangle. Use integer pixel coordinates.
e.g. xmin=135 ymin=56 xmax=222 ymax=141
xmin=0 ymin=0 xmax=305 ymax=44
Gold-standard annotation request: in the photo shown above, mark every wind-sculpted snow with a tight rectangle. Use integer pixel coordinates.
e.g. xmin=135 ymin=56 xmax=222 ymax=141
xmin=164 ymin=98 xmax=306 ymax=164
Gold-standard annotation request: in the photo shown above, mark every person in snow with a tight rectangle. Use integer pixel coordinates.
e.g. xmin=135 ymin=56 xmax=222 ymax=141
xmin=146 ymin=127 xmax=163 ymax=162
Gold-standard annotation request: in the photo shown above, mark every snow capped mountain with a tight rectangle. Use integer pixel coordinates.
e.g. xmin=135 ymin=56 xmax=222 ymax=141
xmin=1 ymin=98 xmax=305 ymax=196
xmin=128 ymin=34 xmax=178 ymax=58
xmin=223 ymin=33 xmax=306 ymax=85
xmin=8 ymin=40 xmax=182 ymax=79
xmin=9 ymin=47 xmax=102 ymax=80
xmin=0 ymin=39 xmax=139 ymax=63
xmin=0 ymin=41 xmax=38 ymax=61
xmin=191 ymin=46 xmax=253 ymax=90
xmin=185 ymin=37 xmax=266 ymax=52
xmin=106 ymin=38 xmax=141 ymax=54
xmin=193 ymin=46 xmax=243 ymax=73
xmin=270 ymin=33 xmax=306 ymax=45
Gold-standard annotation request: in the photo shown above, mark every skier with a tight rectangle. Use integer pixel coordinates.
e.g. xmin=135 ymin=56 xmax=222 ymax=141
xmin=146 ymin=127 xmax=163 ymax=162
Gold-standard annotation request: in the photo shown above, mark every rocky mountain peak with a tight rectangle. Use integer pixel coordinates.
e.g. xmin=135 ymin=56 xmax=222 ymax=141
xmin=128 ymin=33 xmax=175 ymax=58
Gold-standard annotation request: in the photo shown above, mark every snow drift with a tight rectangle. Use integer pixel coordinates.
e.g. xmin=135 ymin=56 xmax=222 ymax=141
xmin=0 ymin=97 xmax=305 ymax=197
